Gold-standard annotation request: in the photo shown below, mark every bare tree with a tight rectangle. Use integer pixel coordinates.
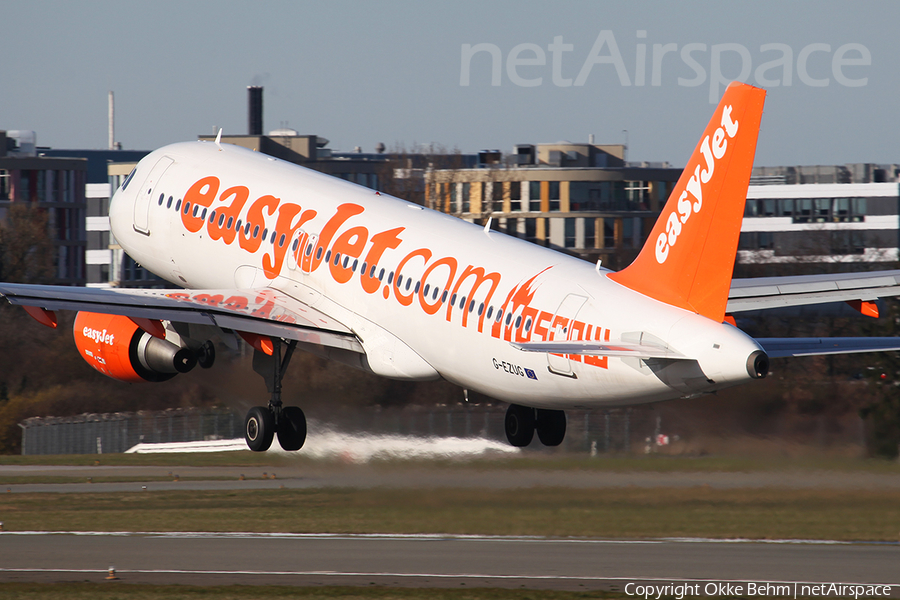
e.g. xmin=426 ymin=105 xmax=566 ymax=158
xmin=0 ymin=203 xmax=55 ymax=283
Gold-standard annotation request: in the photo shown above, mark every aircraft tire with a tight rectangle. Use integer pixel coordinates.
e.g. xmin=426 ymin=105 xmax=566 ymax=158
xmin=197 ymin=341 xmax=216 ymax=369
xmin=277 ymin=406 xmax=307 ymax=451
xmin=245 ymin=406 xmax=275 ymax=452
xmin=505 ymin=403 xmax=535 ymax=447
xmin=535 ymin=409 xmax=566 ymax=446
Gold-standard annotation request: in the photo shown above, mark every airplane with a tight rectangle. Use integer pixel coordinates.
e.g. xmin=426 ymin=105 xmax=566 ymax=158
xmin=4 ymin=81 xmax=900 ymax=452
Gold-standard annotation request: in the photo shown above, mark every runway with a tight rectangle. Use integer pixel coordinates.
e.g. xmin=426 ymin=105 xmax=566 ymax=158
xmin=0 ymin=531 xmax=898 ymax=592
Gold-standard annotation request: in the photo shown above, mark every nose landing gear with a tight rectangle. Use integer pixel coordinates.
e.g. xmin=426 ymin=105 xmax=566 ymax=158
xmin=243 ymin=338 xmax=308 ymax=452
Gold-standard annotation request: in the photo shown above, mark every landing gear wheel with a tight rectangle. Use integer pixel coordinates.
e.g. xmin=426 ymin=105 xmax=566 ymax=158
xmin=197 ymin=341 xmax=216 ymax=369
xmin=245 ymin=406 xmax=275 ymax=452
xmin=277 ymin=406 xmax=307 ymax=451
xmin=505 ymin=404 xmax=535 ymax=447
xmin=535 ymin=409 xmax=567 ymax=446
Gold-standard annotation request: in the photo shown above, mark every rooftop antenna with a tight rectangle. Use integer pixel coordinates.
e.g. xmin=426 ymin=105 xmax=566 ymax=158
xmin=108 ymin=91 xmax=115 ymax=150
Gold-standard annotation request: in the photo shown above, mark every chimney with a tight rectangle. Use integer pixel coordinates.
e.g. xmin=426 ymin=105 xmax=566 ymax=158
xmin=248 ymin=86 xmax=263 ymax=135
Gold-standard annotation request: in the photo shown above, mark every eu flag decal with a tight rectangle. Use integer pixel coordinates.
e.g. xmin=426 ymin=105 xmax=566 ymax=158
xmin=525 ymin=368 xmax=537 ymax=380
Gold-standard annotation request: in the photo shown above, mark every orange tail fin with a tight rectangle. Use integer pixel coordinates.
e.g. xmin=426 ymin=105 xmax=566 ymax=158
xmin=609 ymin=81 xmax=766 ymax=323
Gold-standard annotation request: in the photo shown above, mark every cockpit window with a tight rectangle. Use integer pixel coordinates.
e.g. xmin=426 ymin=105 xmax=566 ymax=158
xmin=121 ymin=168 xmax=137 ymax=191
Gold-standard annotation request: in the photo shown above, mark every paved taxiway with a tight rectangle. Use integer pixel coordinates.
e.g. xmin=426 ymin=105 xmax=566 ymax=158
xmin=0 ymin=532 xmax=897 ymax=591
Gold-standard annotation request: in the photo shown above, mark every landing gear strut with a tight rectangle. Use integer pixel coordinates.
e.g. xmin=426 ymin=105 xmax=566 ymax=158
xmin=504 ymin=404 xmax=567 ymax=448
xmin=244 ymin=338 xmax=307 ymax=452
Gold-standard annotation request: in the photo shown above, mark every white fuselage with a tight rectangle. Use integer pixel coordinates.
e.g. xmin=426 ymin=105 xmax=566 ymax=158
xmin=110 ymin=141 xmax=763 ymax=409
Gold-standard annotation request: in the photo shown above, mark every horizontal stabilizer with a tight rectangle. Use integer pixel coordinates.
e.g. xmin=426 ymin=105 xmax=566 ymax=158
xmin=758 ymin=337 xmax=900 ymax=358
xmin=729 ymin=270 xmax=900 ymax=313
xmin=511 ymin=340 xmax=688 ymax=360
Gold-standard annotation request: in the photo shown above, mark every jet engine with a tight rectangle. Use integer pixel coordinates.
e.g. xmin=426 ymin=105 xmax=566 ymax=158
xmin=73 ymin=312 xmax=197 ymax=382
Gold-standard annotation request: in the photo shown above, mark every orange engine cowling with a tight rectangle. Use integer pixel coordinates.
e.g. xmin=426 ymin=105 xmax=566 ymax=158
xmin=73 ymin=312 xmax=197 ymax=383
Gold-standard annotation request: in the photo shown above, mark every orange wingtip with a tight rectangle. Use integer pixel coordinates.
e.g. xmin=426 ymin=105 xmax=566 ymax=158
xmin=238 ymin=331 xmax=274 ymax=355
xmin=609 ymin=82 xmax=766 ymax=323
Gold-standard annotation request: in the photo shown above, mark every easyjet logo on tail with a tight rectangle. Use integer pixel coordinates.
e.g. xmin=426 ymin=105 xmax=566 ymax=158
xmin=655 ymin=104 xmax=740 ymax=264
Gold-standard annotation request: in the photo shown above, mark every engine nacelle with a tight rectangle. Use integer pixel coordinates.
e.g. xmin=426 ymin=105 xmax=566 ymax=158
xmin=73 ymin=312 xmax=197 ymax=382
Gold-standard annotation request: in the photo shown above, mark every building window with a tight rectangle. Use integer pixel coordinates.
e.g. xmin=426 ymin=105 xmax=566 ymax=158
xmin=529 ymin=182 xmax=541 ymax=212
xmin=851 ymin=197 xmax=866 ymax=220
xmin=524 ymin=218 xmax=537 ymax=242
xmin=569 ymin=181 xmax=590 ymax=211
xmin=584 ymin=217 xmax=595 ymax=248
xmin=832 ymin=231 xmax=866 ymax=254
xmin=778 ymin=198 xmax=794 ymax=217
xmin=509 ymin=181 xmax=521 ymax=211
xmin=548 ymin=181 xmax=560 ymax=211
xmin=625 ymin=181 xmax=650 ymax=208
xmin=564 ymin=218 xmax=576 ymax=248
xmin=461 ymin=182 xmax=470 ymax=213
xmin=744 ymin=199 xmax=758 ymax=217
xmin=492 ymin=182 xmax=504 ymax=212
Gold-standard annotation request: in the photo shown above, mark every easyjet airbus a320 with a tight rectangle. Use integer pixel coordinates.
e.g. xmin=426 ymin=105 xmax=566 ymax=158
xmin=4 ymin=82 xmax=900 ymax=451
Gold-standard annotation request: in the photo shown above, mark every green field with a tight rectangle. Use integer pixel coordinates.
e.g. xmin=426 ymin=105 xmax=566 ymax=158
xmin=1 ymin=486 xmax=898 ymax=541
xmin=2 ymin=451 xmax=900 ymax=473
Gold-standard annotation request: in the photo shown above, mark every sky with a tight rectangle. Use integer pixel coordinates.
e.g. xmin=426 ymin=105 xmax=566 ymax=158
xmin=2 ymin=0 xmax=898 ymax=168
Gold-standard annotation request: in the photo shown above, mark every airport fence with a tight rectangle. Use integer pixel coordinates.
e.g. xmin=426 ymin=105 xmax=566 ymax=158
xmin=18 ymin=405 xmax=638 ymax=455
xmin=19 ymin=408 xmax=241 ymax=455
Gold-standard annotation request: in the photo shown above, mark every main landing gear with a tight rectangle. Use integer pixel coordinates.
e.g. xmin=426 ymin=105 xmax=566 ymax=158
xmin=244 ymin=338 xmax=308 ymax=452
xmin=504 ymin=404 xmax=567 ymax=448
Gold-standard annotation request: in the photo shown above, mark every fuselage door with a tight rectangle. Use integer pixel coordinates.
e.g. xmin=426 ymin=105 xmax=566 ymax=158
xmin=547 ymin=294 xmax=587 ymax=377
xmin=133 ymin=156 xmax=174 ymax=235
xmin=286 ymin=229 xmax=307 ymax=272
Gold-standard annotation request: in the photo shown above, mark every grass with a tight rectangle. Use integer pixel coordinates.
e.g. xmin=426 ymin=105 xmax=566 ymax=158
xmin=0 ymin=452 xmax=287 ymax=468
xmin=2 ymin=452 xmax=900 ymax=473
xmin=0 ymin=584 xmax=620 ymax=600
xmin=1 ymin=486 xmax=899 ymax=541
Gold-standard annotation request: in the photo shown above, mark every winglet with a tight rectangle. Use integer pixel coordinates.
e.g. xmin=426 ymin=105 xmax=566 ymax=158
xmin=214 ymin=128 xmax=223 ymax=150
xmin=609 ymin=82 xmax=766 ymax=323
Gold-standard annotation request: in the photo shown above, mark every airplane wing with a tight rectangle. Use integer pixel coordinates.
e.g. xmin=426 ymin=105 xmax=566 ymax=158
xmin=0 ymin=283 xmax=363 ymax=353
xmin=510 ymin=340 xmax=689 ymax=360
xmin=756 ymin=337 xmax=900 ymax=358
xmin=727 ymin=270 xmax=900 ymax=313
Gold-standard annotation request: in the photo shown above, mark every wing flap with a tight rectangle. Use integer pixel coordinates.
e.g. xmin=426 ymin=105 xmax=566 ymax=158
xmin=0 ymin=283 xmax=363 ymax=353
xmin=758 ymin=337 xmax=900 ymax=358
xmin=511 ymin=340 xmax=688 ymax=360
